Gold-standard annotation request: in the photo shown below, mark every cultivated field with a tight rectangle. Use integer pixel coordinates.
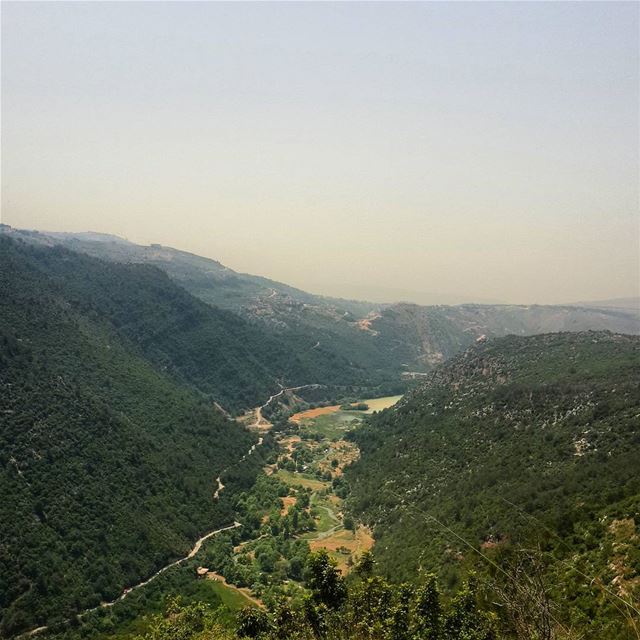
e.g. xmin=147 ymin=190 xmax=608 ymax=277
xmin=361 ymin=395 xmax=403 ymax=413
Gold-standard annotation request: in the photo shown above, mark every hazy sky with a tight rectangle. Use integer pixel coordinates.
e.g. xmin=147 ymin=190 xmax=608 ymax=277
xmin=2 ymin=2 xmax=638 ymax=305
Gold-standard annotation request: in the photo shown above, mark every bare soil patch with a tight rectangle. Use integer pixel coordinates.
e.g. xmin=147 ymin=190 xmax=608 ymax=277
xmin=280 ymin=495 xmax=297 ymax=515
xmin=310 ymin=526 xmax=374 ymax=573
xmin=291 ymin=405 xmax=341 ymax=423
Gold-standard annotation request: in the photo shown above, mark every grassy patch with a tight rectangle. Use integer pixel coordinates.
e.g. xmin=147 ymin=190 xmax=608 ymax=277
xmin=206 ymin=579 xmax=257 ymax=610
xmin=310 ymin=504 xmax=340 ymax=535
xmin=361 ymin=395 xmax=403 ymax=413
xmin=275 ymin=469 xmax=329 ymax=491
xmin=300 ymin=411 xmax=362 ymax=439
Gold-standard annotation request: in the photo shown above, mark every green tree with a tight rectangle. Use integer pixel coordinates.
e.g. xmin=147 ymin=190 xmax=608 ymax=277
xmin=354 ymin=550 xmax=375 ymax=577
xmin=443 ymin=578 xmax=495 ymax=640
xmin=237 ymin=607 xmax=271 ymax=638
xmin=343 ymin=514 xmax=356 ymax=533
xmin=305 ymin=550 xmax=347 ymax=609
xmin=412 ymin=574 xmax=441 ymax=639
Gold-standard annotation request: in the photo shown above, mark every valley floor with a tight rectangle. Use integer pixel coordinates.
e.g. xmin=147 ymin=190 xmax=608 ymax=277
xmin=238 ymin=395 xmax=400 ymax=581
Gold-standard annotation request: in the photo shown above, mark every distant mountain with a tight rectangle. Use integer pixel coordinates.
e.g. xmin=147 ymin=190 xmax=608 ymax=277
xmin=345 ymin=331 xmax=640 ymax=638
xmin=370 ymin=302 xmax=640 ymax=369
xmin=2 ymin=225 xmax=639 ymax=380
xmin=0 ymin=237 xmax=401 ymax=411
xmin=0 ymin=225 xmax=378 ymax=318
xmin=567 ymin=296 xmax=640 ymax=312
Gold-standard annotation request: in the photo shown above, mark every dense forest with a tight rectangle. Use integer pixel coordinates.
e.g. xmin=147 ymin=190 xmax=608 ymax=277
xmin=0 ymin=227 xmax=408 ymax=388
xmin=345 ymin=332 xmax=640 ymax=638
xmin=0 ymin=238 xmax=394 ymax=412
xmin=0 ymin=239 xmax=275 ymax=635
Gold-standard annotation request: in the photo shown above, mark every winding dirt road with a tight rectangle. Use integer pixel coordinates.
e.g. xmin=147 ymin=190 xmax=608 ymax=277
xmin=16 ymin=385 xmax=321 ymax=639
xmin=251 ymin=384 xmax=324 ymax=429
xmin=17 ymin=522 xmax=241 ymax=639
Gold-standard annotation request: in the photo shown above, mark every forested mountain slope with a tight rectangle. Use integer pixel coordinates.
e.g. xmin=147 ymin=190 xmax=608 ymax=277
xmin=0 ymin=239 xmax=278 ymax=636
xmin=345 ymin=332 xmax=640 ymax=638
xmin=0 ymin=227 xmax=408 ymax=389
xmin=0 ymin=225 xmax=377 ymax=319
xmin=0 ymin=239 xmax=386 ymax=412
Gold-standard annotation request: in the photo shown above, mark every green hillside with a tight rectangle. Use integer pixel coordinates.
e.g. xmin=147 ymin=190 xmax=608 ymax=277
xmin=0 ymin=239 xmax=390 ymax=413
xmin=370 ymin=302 xmax=640 ymax=370
xmin=345 ymin=332 xmax=640 ymax=638
xmin=0 ymin=229 xmax=405 ymax=395
xmin=0 ymin=239 xmax=274 ymax=636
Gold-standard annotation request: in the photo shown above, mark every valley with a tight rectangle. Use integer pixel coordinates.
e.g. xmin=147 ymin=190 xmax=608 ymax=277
xmin=1 ymin=232 xmax=639 ymax=640
xmin=84 ymin=332 xmax=640 ymax=640
xmin=205 ymin=392 xmax=401 ymax=605
xmin=3 ymin=4 xmax=637 ymax=638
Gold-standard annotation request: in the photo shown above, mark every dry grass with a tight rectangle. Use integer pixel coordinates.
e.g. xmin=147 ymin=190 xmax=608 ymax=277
xmin=275 ymin=469 xmax=329 ymax=491
xmin=310 ymin=526 xmax=374 ymax=573
xmin=291 ymin=405 xmax=341 ymax=423
xmin=280 ymin=495 xmax=297 ymax=515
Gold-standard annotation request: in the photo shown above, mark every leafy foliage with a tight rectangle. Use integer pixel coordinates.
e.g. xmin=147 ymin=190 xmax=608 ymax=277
xmin=133 ymin=552 xmax=496 ymax=640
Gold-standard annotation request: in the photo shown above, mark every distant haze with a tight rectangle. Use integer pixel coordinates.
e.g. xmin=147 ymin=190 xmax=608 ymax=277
xmin=2 ymin=2 xmax=638 ymax=305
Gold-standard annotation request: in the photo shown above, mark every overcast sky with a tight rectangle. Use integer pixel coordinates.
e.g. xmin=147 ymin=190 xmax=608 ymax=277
xmin=2 ymin=1 xmax=638 ymax=305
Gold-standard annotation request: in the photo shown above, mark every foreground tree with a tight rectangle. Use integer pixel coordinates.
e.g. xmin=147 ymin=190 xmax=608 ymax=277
xmin=305 ymin=550 xmax=347 ymax=610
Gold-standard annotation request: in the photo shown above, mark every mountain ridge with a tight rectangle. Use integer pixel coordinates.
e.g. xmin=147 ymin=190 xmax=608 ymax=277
xmin=2 ymin=225 xmax=638 ymax=380
xmin=0 ymin=237 xmax=270 ymax=636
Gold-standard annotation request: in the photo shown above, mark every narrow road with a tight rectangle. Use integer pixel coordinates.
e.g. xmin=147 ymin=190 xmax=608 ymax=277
xmin=307 ymin=505 xmax=342 ymax=541
xmin=213 ymin=476 xmax=224 ymax=500
xmin=240 ymin=437 xmax=263 ymax=461
xmin=213 ymin=401 xmax=232 ymax=418
xmin=87 ymin=522 xmax=242 ymax=611
xmin=17 ymin=522 xmax=241 ymax=639
xmin=251 ymin=384 xmax=324 ymax=428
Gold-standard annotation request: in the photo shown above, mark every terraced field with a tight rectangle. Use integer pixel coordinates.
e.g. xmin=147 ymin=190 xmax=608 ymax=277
xmin=274 ymin=469 xmax=329 ymax=491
